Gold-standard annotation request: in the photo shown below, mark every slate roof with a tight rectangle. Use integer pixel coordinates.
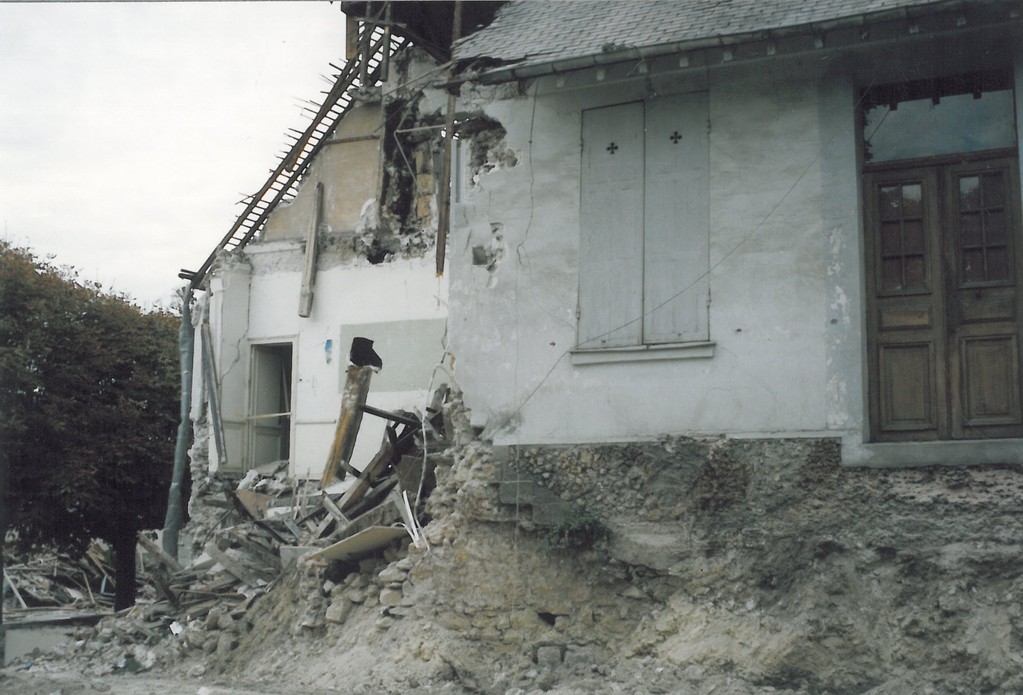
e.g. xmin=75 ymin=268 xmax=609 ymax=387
xmin=454 ymin=0 xmax=977 ymax=72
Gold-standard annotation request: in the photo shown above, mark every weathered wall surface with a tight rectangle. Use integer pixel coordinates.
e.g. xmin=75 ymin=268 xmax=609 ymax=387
xmin=448 ymin=55 xmax=835 ymax=447
xmin=208 ymin=250 xmax=447 ymax=478
xmin=200 ymin=48 xmax=452 ymax=479
xmin=263 ymin=101 xmax=385 ymax=241
xmin=446 ymin=36 xmax=1023 ymax=467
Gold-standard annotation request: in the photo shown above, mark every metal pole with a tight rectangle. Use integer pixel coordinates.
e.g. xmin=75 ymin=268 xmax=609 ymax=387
xmin=0 ymin=423 xmax=7 ymax=661
xmin=162 ymin=286 xmax=194 ymax=557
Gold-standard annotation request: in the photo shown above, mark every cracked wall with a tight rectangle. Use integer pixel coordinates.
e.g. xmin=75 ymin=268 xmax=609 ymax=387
xmin=444 ymin=37 xmax=1023 ymax=468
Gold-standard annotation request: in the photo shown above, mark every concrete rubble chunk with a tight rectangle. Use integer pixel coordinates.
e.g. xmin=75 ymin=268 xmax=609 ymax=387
xmin=536 ymin=645 xmax=563 ymax=669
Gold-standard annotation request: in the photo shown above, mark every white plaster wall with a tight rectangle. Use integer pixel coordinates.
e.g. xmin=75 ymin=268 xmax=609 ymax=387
xmin=210 ymin=252 xmax=448 ymax=478
xmin=450 ymin=30 xmax=1023 ymax=468
xmin=449 ymin=55 xmax=839 ymax=446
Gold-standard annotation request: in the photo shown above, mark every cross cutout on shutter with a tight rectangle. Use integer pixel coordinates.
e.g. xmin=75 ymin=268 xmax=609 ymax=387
xmin=606 ymin=142 xmax=618 ymax=154
xmin=669 ymin=131 xmax=682 ymax=143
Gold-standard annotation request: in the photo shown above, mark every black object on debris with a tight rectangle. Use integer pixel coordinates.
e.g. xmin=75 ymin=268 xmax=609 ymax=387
xmin=349 ymin=337 xmax=382 ymax=369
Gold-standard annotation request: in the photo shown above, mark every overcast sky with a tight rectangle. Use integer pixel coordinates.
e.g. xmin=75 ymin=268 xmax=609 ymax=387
xmin=0 ymin=1 xmax=346 ymax=308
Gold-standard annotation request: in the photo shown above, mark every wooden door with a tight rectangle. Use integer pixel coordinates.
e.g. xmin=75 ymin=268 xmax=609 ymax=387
xmin=866 ymin=154 xmax=1023 ymax=442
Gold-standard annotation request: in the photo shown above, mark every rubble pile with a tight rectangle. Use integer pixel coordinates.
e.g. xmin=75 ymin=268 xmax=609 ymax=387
xmin=20 ymin=385 xmax=452 ymax=678
xmin=16 ymin=383 xmax=1023 ymax=694
xmin=3 ymin=541 xmax=123 ymax=613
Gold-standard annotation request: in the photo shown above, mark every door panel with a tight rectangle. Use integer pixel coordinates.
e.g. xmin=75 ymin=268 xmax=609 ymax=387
xmin=878 ymin=342 xmax=938 ymax=431
xmin=947 ymin=158 xmax=1023 ymax=439
xmin=866 ymin=155 xmax=1023 ymax=442
xmin=866 ymin=168 xmax=946 ymax=441
xmin=959 ymin=335 xmax=1021 ymax=426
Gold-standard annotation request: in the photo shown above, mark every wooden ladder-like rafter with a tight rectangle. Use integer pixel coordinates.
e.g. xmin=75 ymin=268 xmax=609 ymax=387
xmin=186 ymin=25 xmax=405 ymax=289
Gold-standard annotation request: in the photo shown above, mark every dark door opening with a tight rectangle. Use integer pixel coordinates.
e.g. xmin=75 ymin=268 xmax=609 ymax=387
xmin=248 ymin=343 xmax=293 ymax=469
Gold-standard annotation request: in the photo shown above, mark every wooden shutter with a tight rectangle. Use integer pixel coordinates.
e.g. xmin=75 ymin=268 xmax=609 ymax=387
xmin=578 ymin=102 xmax=644 ymax=348
xmin=643 ymin=92 xmax=710 ymax=343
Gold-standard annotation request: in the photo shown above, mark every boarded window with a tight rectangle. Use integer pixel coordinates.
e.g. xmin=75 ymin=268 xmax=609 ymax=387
xmin=578 ymin=93 xmax=709 ymax=349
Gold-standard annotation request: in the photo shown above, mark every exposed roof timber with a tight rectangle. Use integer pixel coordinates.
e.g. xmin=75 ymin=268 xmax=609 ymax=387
xmin=451 ymin=0 xmax=1020 ymax=86
xmin=340 ymin=1 xmax=503 ymax=62
xmin=187 ymin=29 xmax=404 ymax=289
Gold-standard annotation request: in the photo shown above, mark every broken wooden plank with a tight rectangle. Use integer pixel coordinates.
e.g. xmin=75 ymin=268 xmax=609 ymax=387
xmin=205 ymin=543 xmax=267 ymax=588
xmin=320 ymin=364 xmax=375 ymax=487
xmin=305 ymin=514 xmax=334 ymax=544
xmin=337 ymin=437 xmax=394 ymax=513
xmin=359 ymin=403 xmax=421 ymax=428
xmin=298 ymin=182 xmax=324 ymax=318
xmin=254 ymin=519 xmax=290 ymax=545
xmin=343 ymin=473 xmax=399 ymax=519
xmin=227 ymin=529 xmax=279 ymax=568
xmin=311 ymin=526 xmax=408 ymax=562
xmin=281 ymin=517 xmax=304 ymax=542
xmin=321 ymin=493 xmax=351 ymax=526
xmin=136 ymin=533 xmax=183 ymax=573
xmin=233 ymin=490 xmax=274 ymax=520
xmin=329 ymin=490 xmax=404 ymax=543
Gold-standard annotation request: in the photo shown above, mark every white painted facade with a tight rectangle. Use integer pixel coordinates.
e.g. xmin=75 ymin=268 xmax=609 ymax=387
xmin=199 ymin=96 xmax=449 ymax=480
xmin=446 ymin=27 xmax=1023 ymax=466
xmin=207 ymin=253 xmax=447 ymax=479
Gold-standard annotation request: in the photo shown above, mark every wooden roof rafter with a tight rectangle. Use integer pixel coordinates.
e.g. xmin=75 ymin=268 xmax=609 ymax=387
xmin=184 ymin=24 xmax=406 ymax=290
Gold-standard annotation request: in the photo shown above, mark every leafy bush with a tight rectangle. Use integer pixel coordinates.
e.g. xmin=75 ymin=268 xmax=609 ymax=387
xmin=0 ymin=242 xmax=180 ymax=608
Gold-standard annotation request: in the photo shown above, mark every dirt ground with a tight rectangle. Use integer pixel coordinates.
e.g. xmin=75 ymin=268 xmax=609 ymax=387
xmin=0 ymin=669 xmax=305 ymax=695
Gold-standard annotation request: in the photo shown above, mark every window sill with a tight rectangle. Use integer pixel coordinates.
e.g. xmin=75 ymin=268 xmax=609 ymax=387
xmin=570 ymin=341 xmax=715 ymax=365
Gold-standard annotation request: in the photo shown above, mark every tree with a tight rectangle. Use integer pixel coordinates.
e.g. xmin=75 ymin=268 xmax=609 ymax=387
xmin=0 ymin=242 xmax=180 ymax=611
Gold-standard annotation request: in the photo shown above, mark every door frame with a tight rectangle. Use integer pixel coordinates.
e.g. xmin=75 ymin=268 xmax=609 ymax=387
xmin=246 ymin=339 xmax=296 ymax=471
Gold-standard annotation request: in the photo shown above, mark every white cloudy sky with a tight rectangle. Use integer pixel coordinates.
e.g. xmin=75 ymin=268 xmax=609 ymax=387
xmin=0 ymin=1 xmax=346 ymax=308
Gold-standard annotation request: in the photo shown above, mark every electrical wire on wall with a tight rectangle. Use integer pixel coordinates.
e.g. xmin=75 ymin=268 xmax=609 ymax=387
xmin=498 ymin=65 xmax=882 ymax=431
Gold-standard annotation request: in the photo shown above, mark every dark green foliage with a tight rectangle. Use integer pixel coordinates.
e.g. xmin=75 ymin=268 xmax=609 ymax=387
xmin=544 ymin=509 xmax=611 ymax=551
xmin=0 ymin=242 xmax=179 ymax=606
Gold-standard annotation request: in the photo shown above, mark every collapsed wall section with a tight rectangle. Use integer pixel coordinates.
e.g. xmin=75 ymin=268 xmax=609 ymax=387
xmin=252 ymin=46 xmax=452 ymax=264
xmin=192 ymin=46 xmax=454 ymax=482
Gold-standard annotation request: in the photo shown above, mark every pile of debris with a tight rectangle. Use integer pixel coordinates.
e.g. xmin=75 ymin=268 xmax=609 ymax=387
xmin=3 ymin=541 xmax=123 ymax=615
xmin=35 ymin=371 xmax=451 ymax=675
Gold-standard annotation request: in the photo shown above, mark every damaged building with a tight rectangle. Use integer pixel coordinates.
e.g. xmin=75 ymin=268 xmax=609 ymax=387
xmin=180 ymin=7 xmax=504 ymax=482
xmin=14 ymin=2 xmax=1023 ymax=691
xmin=443 ymin=0 xmax=1023 ymax=468
xmin=177 ymin=0 xmax=1023 ymax=535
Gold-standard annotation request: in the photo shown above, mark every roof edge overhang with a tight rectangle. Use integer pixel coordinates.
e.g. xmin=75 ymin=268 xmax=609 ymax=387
xmin=449 ymin=0 xmax=1021 ymax=87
